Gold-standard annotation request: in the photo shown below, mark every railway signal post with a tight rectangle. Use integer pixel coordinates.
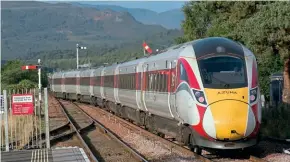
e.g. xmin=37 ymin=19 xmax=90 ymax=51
xmin=76 ymin=44 xmax=87 ymax=69
xmin=143 ymin=41 xmax=152 ymax=56
xmin=21 ymin=60 xmax=51 ymax=149
xmin=21 ymin=60 xmax=42 ymax=102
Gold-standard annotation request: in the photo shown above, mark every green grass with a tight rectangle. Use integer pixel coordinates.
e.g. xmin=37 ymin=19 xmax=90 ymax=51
xmin=261 ymin=103 xmax=290 ymax=139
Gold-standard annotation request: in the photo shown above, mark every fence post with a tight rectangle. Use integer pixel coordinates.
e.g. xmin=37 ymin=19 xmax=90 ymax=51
xmin=38 ymin=88 xmax=42 ymax=149
xmin=3 ymin=90 xmax=9 ymax=151
xmin=44 ymin=88 xmax=50 ymax=148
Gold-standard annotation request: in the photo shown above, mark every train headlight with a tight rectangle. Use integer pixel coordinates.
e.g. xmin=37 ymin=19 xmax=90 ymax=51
xmin=250 ymin=87 xmax=258 ymax=104
xmin=193 ymin=89 xmax=207 ymax=105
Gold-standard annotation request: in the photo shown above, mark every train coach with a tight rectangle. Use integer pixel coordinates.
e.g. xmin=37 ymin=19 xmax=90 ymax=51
xmin=50 ymin=37 xmax=262 ymax=154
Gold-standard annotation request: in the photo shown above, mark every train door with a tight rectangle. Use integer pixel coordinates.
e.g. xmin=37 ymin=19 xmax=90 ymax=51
xmin=169 ymin=60 xmax=178 ymax=118
xmin=136 ymin=64 xmax=143 ymax=110
xmin=114 ymin=65 xmax=120 ymax=103
xmin=100 ymin=68 xmax=105 ymax=99
xmin=76 ymin=72 xmax=80 ymax=95
xmin=89 ymin=70 xmax=94 ymax=97
xmin=61 ymin=73 xmax=65 ymax=93
xmin=141 ymin=63 xmax=148 ymax=112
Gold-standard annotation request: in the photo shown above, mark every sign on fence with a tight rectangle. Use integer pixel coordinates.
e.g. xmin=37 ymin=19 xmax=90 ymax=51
xmin=12 ymin=94 xmax=34 ymax=115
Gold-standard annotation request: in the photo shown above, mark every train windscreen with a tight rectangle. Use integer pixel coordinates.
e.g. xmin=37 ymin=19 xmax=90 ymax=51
xmin=198 ymin=56 xmax=248 ymax=89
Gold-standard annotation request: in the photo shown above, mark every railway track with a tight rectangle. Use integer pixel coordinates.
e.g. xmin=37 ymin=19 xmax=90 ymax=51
xmin=76 ymin=102 xmax=211 ymax=162
xmin=58 ymin=99 xmax=147 ymax=162
xmin=76 ymin=102 xmax=274 ymax=162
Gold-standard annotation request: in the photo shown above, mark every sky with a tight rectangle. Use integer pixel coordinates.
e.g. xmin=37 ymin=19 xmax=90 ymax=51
xmin=41 ymin=1 xmax=187 ymax=13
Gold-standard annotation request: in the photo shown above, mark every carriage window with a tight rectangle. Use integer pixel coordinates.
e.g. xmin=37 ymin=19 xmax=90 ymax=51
xmin=130 ymin=74 xmax=133 ymax=89
xmin=165 ymin=61 xmax=168 ymax=69
xmin=126 ymin=74 xmax=129 ymax=89
xmin=161 ymin=74 xmax=166 ymax=92
xmin=159 ymin=74 xmax=162 ymax=92
xmin=179 ymin=62 xmax=189 ymax=83
xmin=150 ymin=74 xmax=153 ymax=91
xmin=158 ymin=74 xmax=161 ymax=92
xmin=198 ymin=56 xmax=247 ymax=89
xmin=132 ymin=74 xmax=133 ymax=89
xmin=164 ymin=74 xmax=168 ymax=92
xmin=154 ymin=74 xmax=157 ymax=91
xmin=151 ymin=73 xmax=154 ymax=91
xmin=156 ymin=73 xmax=160 ymax=92
xmin=133 ymin=74 xmax=135 ymax=89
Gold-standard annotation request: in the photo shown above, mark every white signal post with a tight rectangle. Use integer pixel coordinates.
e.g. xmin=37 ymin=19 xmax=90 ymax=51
xmin=21 ymin=61 xmax=41 ymax=101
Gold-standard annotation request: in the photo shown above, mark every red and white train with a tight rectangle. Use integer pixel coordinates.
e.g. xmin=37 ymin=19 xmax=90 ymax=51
xmin=49 ymin=37 xmax=262 ymax=154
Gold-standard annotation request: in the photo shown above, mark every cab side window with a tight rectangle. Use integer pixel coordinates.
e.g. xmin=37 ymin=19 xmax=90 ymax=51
xmin=180 ymin=62 xmax=189 ymax=83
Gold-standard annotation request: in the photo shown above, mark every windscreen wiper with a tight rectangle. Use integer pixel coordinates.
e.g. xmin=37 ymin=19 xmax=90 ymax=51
xmin=211 ymin=75 xmax=231 ymax=88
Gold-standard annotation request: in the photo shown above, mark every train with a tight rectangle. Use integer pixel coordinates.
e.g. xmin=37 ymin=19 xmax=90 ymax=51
xmin=49 ymin=37 xmax=262 ymax=154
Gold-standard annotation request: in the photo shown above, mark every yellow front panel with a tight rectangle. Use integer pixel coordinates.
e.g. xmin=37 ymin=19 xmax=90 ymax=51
xmin=204 ymin=88 xmax=248 ymax=104
xmin=204 ymin=88 xmax=248 ymax=140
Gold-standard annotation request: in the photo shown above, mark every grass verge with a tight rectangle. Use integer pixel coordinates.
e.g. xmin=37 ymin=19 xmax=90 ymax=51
xmin=261 ymin=103 xmax=290 ymax=139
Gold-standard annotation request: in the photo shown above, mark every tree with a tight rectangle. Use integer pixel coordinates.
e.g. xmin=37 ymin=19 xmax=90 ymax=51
xmin=1 ymin=60 xmax=48 ymax=91
xmin=178 ymin=1 xmax=290 ymax=103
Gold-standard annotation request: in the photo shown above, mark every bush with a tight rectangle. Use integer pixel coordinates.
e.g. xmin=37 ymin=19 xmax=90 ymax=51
xmin=261 ymin=103 xmax=290 ymax=139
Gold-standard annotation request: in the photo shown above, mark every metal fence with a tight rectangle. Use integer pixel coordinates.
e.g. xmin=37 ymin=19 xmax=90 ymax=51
xmin=0 ymin=88 xmax=50 ymax=151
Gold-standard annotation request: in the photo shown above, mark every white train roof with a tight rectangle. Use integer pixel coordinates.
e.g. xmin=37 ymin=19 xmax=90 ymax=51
xmin=51 ymin=37 xmax=254 ymax=76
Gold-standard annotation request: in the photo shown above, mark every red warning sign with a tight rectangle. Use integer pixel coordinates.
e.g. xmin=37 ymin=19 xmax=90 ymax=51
xmin=12 ymin=94 xmax=34 ymax=115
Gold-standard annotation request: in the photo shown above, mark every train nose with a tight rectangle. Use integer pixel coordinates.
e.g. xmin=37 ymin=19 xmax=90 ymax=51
xmin=205 ymin=100 xmax=249 ymax=141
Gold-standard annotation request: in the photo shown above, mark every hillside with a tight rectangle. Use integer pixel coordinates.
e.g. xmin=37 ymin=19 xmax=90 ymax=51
xmin=1 ymin=1 xmax=182 ymax=61
xmin=71 ymin=2 xmax=185 ymax=29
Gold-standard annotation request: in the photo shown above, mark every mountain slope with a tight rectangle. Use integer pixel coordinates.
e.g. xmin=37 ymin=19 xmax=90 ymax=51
xmin=71 ymin=2 xmax=185 ymax=29
xmin=1 ymin=1 xmax=182 ymax=60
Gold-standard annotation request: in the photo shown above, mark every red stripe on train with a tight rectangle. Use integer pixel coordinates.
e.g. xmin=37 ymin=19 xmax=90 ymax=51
xmin=251 ymin=61 xmax=258 ymax=88
xmin=248 ymin=104 xmax=260 ymax=138
xmin=178 ymin=58 xmax=200 ymax=90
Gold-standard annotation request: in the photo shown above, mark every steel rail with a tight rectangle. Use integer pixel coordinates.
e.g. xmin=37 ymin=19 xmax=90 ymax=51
xmin=75 ymin=102 xmax=212 ymax=162
xmin=57 ymin=99 xmax=99 ymax=162
xmin=72 ymin=102 xmax=149 ymax=162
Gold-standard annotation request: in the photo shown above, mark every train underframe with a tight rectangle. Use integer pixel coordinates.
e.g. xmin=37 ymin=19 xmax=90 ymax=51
xmin=53 ymin=92 xmax=258 ymax=155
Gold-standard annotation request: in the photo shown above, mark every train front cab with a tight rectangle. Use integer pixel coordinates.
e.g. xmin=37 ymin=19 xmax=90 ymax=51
xmin=176 ymin=38 xmax=261 ymax=153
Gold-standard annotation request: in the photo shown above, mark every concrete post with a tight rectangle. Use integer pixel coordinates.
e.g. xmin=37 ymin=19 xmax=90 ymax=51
xmin=44 ymin=88 xmax=50 ymax=148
